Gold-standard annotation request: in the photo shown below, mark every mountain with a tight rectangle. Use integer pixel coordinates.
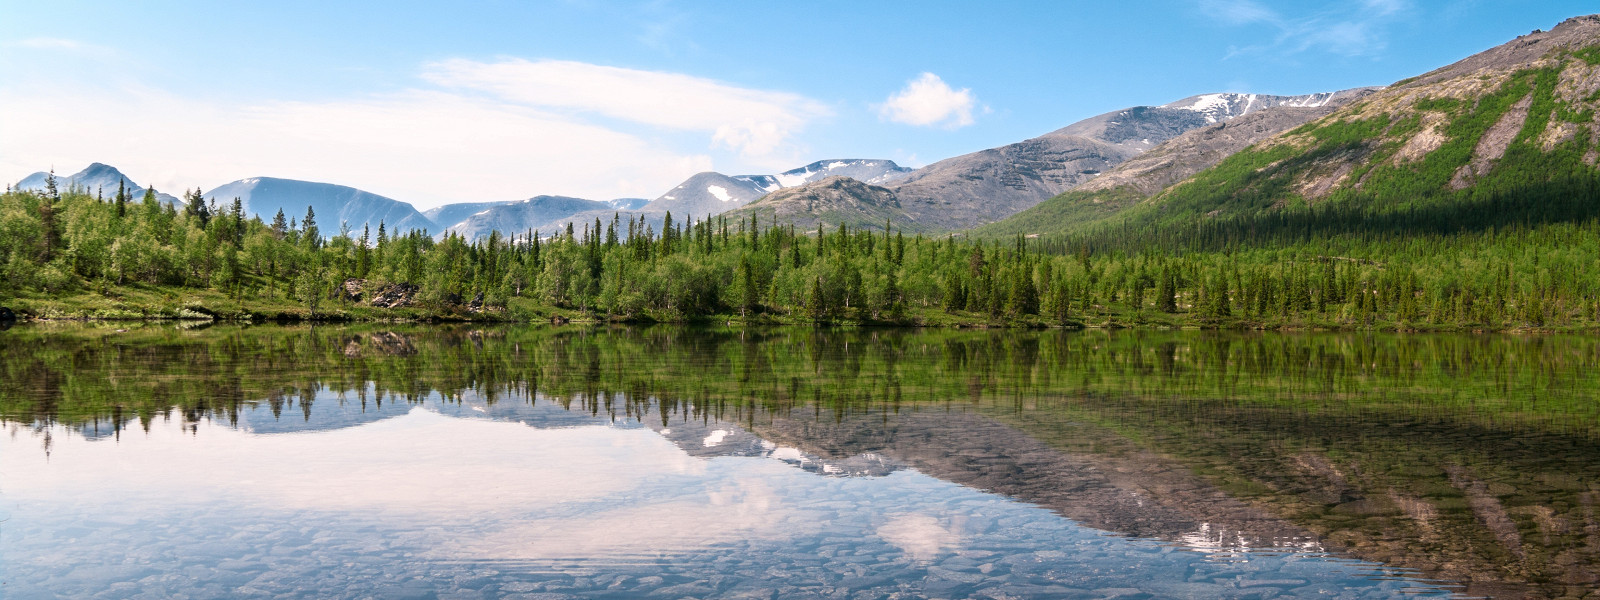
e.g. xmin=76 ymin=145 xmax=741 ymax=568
xmin=204 ymin=177 xmax=435 ymax=234
xmin=724 ymin=176 xmax=931 ymax=233
xmin=768 ymin=159 xmax=914 ymax=187
xmin=976 ymin=93 xmax=1375 ymax=238
xmin=642 ymin=171 xmax=773 ymax=217
xmin=606 ymin=198 xmax=649 ymax=211
xmin=642 ymin=160 xmax=915 ymax=220
xmin=417 ymin=160 xmax=913 ymax=241
xmin=13 ymin=163 xmax=179 ymax=204
xmin=887 ymin=90 xmax=1373 ymax=230
xmin=1001 ymin=14 xmax=1600 ymax=250
xmin=442 ymin=195 xmax=611 ymax=239
xmin=422 ymin=201 xmax=519 ymax=232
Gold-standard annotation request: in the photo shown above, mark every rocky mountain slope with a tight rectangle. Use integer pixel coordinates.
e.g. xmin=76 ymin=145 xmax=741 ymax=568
xmin=422 ymin=201 xmax=518 ymax=232
xmin=605 ymin=197 xmax=649 ymax=211
xmin=996 ymin=14 xmax=1600 ymax=246
xmin=441 ymin=195 xmax=610 ymax=239
xmin=724 ymin=176 xmax=930 ymax=233
xmin=641 ymin=160 xmax=913 ymax=220
xmin=768 ymin=159 xmax=913 ymax=187
xmin=977 ymin=94 xmax=1376 ymax=237
xmin=204 ymin=177 xmax=435 ymax=233
xmin=644 ymin=171 xmax=774 ymax=218
xmin=510 ymin=160 xmax=914 ymax=241
xmin=888 ymin=91 xmax=1373 ymax=230
xmin=13 ymin=163 xmax=180 ymax=204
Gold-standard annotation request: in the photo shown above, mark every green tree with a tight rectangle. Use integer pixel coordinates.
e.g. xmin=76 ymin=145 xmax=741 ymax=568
xmin=738 ymin=256 xmax=758 ymax=316
xmin=1157 ymin=267 xmax=1177 ymax=313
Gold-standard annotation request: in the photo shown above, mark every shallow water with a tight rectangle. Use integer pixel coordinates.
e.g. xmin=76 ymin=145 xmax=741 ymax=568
xmin=3 ymin=324 xmax=1598 ymax=599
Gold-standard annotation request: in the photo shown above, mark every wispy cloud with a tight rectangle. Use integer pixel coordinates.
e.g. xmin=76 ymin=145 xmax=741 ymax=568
xmin=0 ymin=56 xmax=845 ymax=204
xmin=1200 ymin=0 xmax=1411 ymax=58
xmin=877 ymin=73 xmax=978 ymax=129
xmin=1361 ymin=0 xmax=1407 ymax=17
xmin=2 ymin=36 xmax=119 ymax=58
xmin=6 ymin=37 xmax=87 ymax=50
xmin=421 ymin=58 xmax=830 ymax=158
xmin=1200 ymin=0 xmax=1280 ymax=26
xmin=0 ymin=76 xmax=716 ymax=206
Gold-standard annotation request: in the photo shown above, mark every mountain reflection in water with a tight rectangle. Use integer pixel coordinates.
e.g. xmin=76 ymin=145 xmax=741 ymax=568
xmin=3 ymin=324 xmax=1598 ymax=599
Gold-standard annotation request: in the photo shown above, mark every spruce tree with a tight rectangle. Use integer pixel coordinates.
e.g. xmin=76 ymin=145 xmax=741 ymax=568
xmin=1205 ymin=271 xmax=1231 ymax=319
xmin=1157 ymin=267 xmax=1177 ymax=313
xmin=184 ymin=188 xmax=211 ymax=227
xmin=739 ymin=257 xmax=758 ymax=317
xmin=231 ymin=197 xmax=244 ymax=242
xmin=271 ymin=209 xmax=288 ymax=239
xmin=301 ymin=206 xmax=319 ymax=250
xmin=115 ymin=179 xmax=128 ymax=218
xmin=39 ymin=170 xmax=59 ymax=261
xmin=943 ymin=271 xmax=966 ymax=313
xmin=807 ymin=276 xmax=827 ymax=322
xmin=1008 ymin=264 xmax=1039 ymax=316
xmin=884 ymin=266 xmax=904 ymax=321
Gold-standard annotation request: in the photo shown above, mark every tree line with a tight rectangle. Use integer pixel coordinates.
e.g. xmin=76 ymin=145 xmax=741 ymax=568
xmin=3 ymin=168 xmax=1598 ymax=330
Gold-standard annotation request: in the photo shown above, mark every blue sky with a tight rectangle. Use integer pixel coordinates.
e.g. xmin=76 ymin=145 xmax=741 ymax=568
xmin=0 ymin=0 xmax=1589 ymax=208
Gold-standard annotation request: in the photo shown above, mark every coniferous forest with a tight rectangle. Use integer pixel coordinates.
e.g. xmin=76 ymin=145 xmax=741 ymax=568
xmin=3 ymin=164 xmax=1599 ymax=332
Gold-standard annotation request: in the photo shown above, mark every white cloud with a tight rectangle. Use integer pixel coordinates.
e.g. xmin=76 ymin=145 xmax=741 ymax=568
xmin=877 ymin=73 xmax=977 ymax=129
xmin=5 ymin=37 xmax=87 ymax=50
xmin=421 ymin=58 xmax=830 ymax=157
xmin=1199 ymin=0 xmax=1408 ymax=59
xmin=1199 ymin=0 xmax=1280 ymax=26
xmin=0 ymin=70 xmax=740 ymax=207
xmin=0 ymin=56 xmax=840 ymax=206
xmin=876 ymin=513 xmax=964 ymax=561
xmin=1295 ymin=21 xmax=1381 ymax=56
xmin=1361 ymin=0 xmax=1408 ymax=17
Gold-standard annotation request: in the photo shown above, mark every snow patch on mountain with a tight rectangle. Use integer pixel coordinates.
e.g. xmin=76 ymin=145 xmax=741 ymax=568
xmin=764 ymin=159 xmax=914 ymax=188
xmin=774 ymin=171 xmax=811 ymax=188
xmin=707 ymin=186 xmax=734 ymax=202
xmin=734 ymin=175 xmax=783 ymax=193
xmin=1162 ymin=91 xmax=1362 ymax=125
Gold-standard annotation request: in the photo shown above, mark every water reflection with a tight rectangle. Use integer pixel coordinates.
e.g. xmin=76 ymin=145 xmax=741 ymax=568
xmin=3 ymin=324 xmax=1598 ymax=598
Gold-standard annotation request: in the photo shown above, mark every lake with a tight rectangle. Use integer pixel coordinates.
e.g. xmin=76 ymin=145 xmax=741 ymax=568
xmin=2 ymin=324 xmax=1597 ymax=599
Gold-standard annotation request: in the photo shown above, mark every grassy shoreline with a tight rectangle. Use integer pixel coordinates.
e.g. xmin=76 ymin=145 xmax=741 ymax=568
xmin=5 ymin=284 xmax=1597 ymax=334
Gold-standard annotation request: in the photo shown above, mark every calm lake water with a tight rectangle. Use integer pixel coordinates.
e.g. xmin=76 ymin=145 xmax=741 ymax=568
xmin=2 ymin=324 xmax=1598 ymax=599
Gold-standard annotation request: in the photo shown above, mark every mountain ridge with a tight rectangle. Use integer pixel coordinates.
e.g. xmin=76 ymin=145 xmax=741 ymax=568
xmin=204 ymin=176 xmax=435 ymax=234
xmin=13 ymin=163 xmax=180 ymax=205
xmin=989 ymin=14 xmax=1600 ymax=248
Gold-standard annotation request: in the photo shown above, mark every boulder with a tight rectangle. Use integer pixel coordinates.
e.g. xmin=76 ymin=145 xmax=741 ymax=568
xmin=369 ymin=283 xmax=419 ymax=308
xmin=341 ymin=279 xmax=366 ymax=302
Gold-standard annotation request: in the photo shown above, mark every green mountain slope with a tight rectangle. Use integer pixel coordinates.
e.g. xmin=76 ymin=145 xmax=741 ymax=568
xmin=972 ymin=100 xmax=1367 ymax=238
xmin=984 ymin=15 xmax=1600 ymax=251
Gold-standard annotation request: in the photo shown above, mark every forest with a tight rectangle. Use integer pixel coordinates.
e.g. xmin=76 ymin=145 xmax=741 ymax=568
xmin=2 ymin=165 xmax=1599 ymax=332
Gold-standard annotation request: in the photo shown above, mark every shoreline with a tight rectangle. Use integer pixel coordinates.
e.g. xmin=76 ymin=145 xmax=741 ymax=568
xmin=3 ymin=308 xmax=1594 ymax=335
